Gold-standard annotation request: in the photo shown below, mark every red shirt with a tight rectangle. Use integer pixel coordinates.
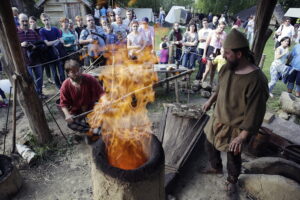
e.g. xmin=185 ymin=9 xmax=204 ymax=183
xmin=60 ymin=74 xmax=104 ymax=115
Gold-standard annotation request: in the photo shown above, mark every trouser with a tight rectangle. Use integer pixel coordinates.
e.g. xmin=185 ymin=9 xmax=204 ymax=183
xmin=182 ymin=51 xmax=197 ymax=69
xmin=49 ymin=61 xmax=65 ymax=89
xmin=287 ymin=69 xmax=300 ymax=92
xmin=196 ymin=48 xmax=206 ymax=80
xmin=205 ymin=137 xmax=241 ymax=183
xmin=0 ymin=88 xmax=6 ymax=100
xmin=268 ymin=62 xmax=287 ymax=93
xmin=27 ymin=65 xmax=43 ymax=95
xmin=44 ymin=64 xmax=51 ymax=79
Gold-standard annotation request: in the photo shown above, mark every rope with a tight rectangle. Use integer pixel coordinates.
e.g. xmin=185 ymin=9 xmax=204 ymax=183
xmin=28 ymin=48 xmax=84 ymax=68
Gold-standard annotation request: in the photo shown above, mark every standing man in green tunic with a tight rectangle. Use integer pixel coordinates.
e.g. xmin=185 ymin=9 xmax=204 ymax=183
xmin=202 ymin=29 xmax=269 ymax=195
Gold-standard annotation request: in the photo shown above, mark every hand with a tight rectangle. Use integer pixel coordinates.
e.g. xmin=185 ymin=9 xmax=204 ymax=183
xmin=202 ymin=100 xmax=212 ymax=112
xmin=21 ymin=41 xmax=28 ymax=47
xmin=229 ymin=136 xmax=245 ymax=155
xmin=88 ymin=38 xmax=94 ymax=43
xmin=65 ymin=114 xmax=74 ymax=123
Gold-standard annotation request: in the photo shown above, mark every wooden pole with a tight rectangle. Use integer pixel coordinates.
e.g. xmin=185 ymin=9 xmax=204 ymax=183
xmin=12 ymin=77 xmax=17 ymax=153
xmin=252 ymin=0 xmax=277 ymax=65
xmin=0 ymin=0 xmax=51 ymax=144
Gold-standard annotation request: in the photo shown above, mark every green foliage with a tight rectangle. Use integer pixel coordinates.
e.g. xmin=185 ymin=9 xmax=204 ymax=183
xmin=195 ymin=0 xmax=256 ymax=15
xmin=278 ymin=0 xmax=300 ymax=11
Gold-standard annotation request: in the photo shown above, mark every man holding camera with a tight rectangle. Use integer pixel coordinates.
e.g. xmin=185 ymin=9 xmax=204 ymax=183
xmin=17 ymin=13 xmax=46 ymax=99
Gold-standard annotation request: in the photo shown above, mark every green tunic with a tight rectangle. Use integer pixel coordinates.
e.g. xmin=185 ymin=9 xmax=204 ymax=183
xmin=204 ymin=64 xmax=269 ymax=152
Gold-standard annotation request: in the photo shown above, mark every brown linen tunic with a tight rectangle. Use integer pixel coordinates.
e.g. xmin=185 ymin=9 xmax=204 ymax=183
xmin=204 ymin=64 xmax=269 ymax=152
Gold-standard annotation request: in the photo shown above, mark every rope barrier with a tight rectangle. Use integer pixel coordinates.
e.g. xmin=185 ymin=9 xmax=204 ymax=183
xmin=28 ymin=48 xmax=84 ymax=68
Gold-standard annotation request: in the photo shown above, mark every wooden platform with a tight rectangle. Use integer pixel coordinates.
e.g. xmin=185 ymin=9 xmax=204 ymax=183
xmin=155 ymin=104 xmax=209 ymax=188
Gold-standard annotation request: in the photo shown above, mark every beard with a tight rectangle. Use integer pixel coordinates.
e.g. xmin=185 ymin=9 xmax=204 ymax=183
xmin=226 ymin=59 xmax=239 ymax=71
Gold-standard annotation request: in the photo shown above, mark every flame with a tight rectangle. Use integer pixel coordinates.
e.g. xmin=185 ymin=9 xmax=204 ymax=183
xmin=88 ymin=44 xmax=158 ymax=170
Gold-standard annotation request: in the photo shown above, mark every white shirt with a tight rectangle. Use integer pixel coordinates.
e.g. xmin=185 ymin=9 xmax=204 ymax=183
xmin=276 ymin=24 xmax=295 ymax=42
xmin=113 ymin=7 xmax=121 ymax=16
xmin=127 ymin=32 xmax=146 ymax=47
xmin=247 ymin=19 xmax=254 ymax=33
xmin=138 ymin=26 xmax=154 ymax=47
xmin=197 ymin=28 xmax=212 ymax=49
xmin=112 ymin=22 xmax=128 ymax=39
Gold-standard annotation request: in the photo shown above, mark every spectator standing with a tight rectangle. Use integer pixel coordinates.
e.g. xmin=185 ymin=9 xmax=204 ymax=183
xmin=159 ymin=35 xmax=169 ymax=64
xmin=107 ymin=11 xmax=116 ymax=24
xmin=209 ymin=16 xmax=219 ymax=30
xmin=207 ymin=12 xmax=213 ymax=23
xmin=75 ymin=16 xmax=86 ymax=40
xmin=123 ymin=10 xmax=134 ymax=30
xmin=275 ymin=18 xmax=295 ymax=48
xmin=218 ymin=14 xmax=226 ymax=24
xmin=105 ymin=25 xmax=118 ymax=51
xmin=79 ymin=14 xmax=106 ymax=64
xmin=246 ymin=16 xmax=255 ymax=48
xmin=0 ymin=88 xmax=8 ymax=108
xmin=234 ymin=16 xmax=242 ymax=27
xmin=159 ymin=7 xmax=166 ymax=26
xmin=202 ymin=22 xmax=227 ymax=85
xmin=100 ymin=6 xmax=107 ymax=17
xmin=138 ymin=17 xmax=155 ymax=53
xmin=268 ymin=37 xmax=291 ymax=98
xmin=196 ymin=18 xmax=212 ymax=81
xmin=60 ymin=17 xmax=77 ymax=54
xmin=181 ymin=23 xmax=199 ymax=69
xmin=168 ymin=22 xmax=183 ymax=63
xmin=127 ymin=20 xmax=146 ymax=60
xmin=112 ymin=15 xmax=128 ymax=40
xmin=113 ymin=4 xmax=122 ymax=16
xmin=12 ymin=7 xmax=19 ymax=27
xmin=287 ymin=43 xmax=300 ymax=97
xmin=29 ymin=16 xmax=41 ymax=34
xmin=100 ymin=17 xmax=109 ymax=31
xmin=94 ymin=5 xmax=100 ymax=26
xmin=18 ymin=13 xmax=46 ymax=99
xmin=39 ymin=13 xmax=65 ymax=89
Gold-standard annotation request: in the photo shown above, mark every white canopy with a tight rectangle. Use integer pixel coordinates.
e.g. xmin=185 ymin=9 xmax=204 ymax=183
xmin=165 ymin=6 xmax=187 ymax=24
xmin=284 ymin=8 xmax=300 ymax=18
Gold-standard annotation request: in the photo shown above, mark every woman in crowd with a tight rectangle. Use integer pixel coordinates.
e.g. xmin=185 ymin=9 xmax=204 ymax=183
xmin=107 ymin=11 xmax=116 ymax=24
xmin=202 ymin=21 xmax=226 ymax=85
xmin=127 ymin=20 xmax=146 ymax=60
xmin=60 ymin=17 xmax=77 ymax=54
xmin=159 ymin=35 xmax=169 ymax=64
xmin=181 ymin=23 xmax=198 ymax=69
xmin=268 ymin=37 xmax=291 ymax=98
xmin=29 ymin=16 xmax=41 ymax=34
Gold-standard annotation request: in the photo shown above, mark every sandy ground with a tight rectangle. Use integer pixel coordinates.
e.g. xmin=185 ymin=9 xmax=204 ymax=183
xmin=1 ymin=84 xmax=298 ymax=200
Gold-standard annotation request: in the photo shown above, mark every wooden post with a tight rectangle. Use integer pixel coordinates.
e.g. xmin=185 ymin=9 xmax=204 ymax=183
xmin=12 ymin=77 xmax=17 ymax=154
xmin=252 ymin=0 xmax=277 ymax=65
xmin=0 ymin=0 xmax=51 ymax=144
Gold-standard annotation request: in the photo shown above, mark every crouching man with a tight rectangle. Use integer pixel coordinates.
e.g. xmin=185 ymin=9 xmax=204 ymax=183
xmin=202 ymin=29 xmax=269 ymax=196
xmin=60 ymin=59 xmax=104 ymax=141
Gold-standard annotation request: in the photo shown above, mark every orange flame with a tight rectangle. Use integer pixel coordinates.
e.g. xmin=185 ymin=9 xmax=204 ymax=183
xmin=88 ymin=45 xmax=158 ymax=170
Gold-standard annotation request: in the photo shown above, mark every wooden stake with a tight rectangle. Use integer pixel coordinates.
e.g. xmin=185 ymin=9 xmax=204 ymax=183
xmin=12 ymin=77 xmax=17 ymax=153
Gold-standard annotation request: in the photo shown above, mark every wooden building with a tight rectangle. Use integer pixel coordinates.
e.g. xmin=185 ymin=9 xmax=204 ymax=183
xmin=35 ymin=0 xmax=92 ymax=24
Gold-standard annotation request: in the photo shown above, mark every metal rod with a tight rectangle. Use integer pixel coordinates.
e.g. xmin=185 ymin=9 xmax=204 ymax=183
xmin=2 ymin=86 xmax=12 ymax=154
xmin=72 ymin=69 xmax=194 ymax=119
xmin=11 ymin=78 xmax=17 ymax=153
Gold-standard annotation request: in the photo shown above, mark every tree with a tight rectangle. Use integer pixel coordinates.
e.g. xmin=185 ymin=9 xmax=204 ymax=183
xmin=195 ymin=0 xmax=256 ymax=14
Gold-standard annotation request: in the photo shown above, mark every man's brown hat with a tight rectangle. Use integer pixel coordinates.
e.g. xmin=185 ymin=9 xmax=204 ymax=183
xmin=223 ymin=29 xmax=249 ymax=49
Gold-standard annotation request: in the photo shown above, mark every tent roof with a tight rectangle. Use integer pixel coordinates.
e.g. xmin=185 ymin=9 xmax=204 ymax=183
xmin=35 ymin=0 xmax=92 ymax=9
xmin=284 ymin=8 xmax=300 ymax=18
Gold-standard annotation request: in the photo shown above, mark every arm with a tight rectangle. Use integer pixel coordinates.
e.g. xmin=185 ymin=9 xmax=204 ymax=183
xmin=202 ymin=34 xmax=212 ymax=58
xmin=274 ymin=47 xmax=288 ymax=60
xmin=79 ymin=30 xmax=94 ymax=45
xmin=61 ymin=107 xmax=74 ymax=123
xmin=202 ymin=86 xmax=218 ymax=112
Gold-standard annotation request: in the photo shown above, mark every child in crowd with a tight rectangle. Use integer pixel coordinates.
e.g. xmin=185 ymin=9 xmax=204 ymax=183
xmin=212 ymin=47 xmax=226 ymax=73
xmin=159 ymin=35 xmax=169 ymax=64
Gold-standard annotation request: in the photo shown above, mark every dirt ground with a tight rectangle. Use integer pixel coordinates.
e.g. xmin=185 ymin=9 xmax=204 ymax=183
xmin=0 ymin=85 xmax=262 ymax=200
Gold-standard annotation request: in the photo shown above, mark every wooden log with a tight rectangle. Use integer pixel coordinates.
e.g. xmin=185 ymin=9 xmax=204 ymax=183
xmin=279 ymin=92 xmax=300 ymax=116
xmin=0 ymin=1 xmax=51 ymax=144
xmin=0 ymin=155 xmax=23 ymax=200
xmin=243 ymin=157 xmax=300 ymax=184
xmin=252 ymin=0 xmax=277 ymax=65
